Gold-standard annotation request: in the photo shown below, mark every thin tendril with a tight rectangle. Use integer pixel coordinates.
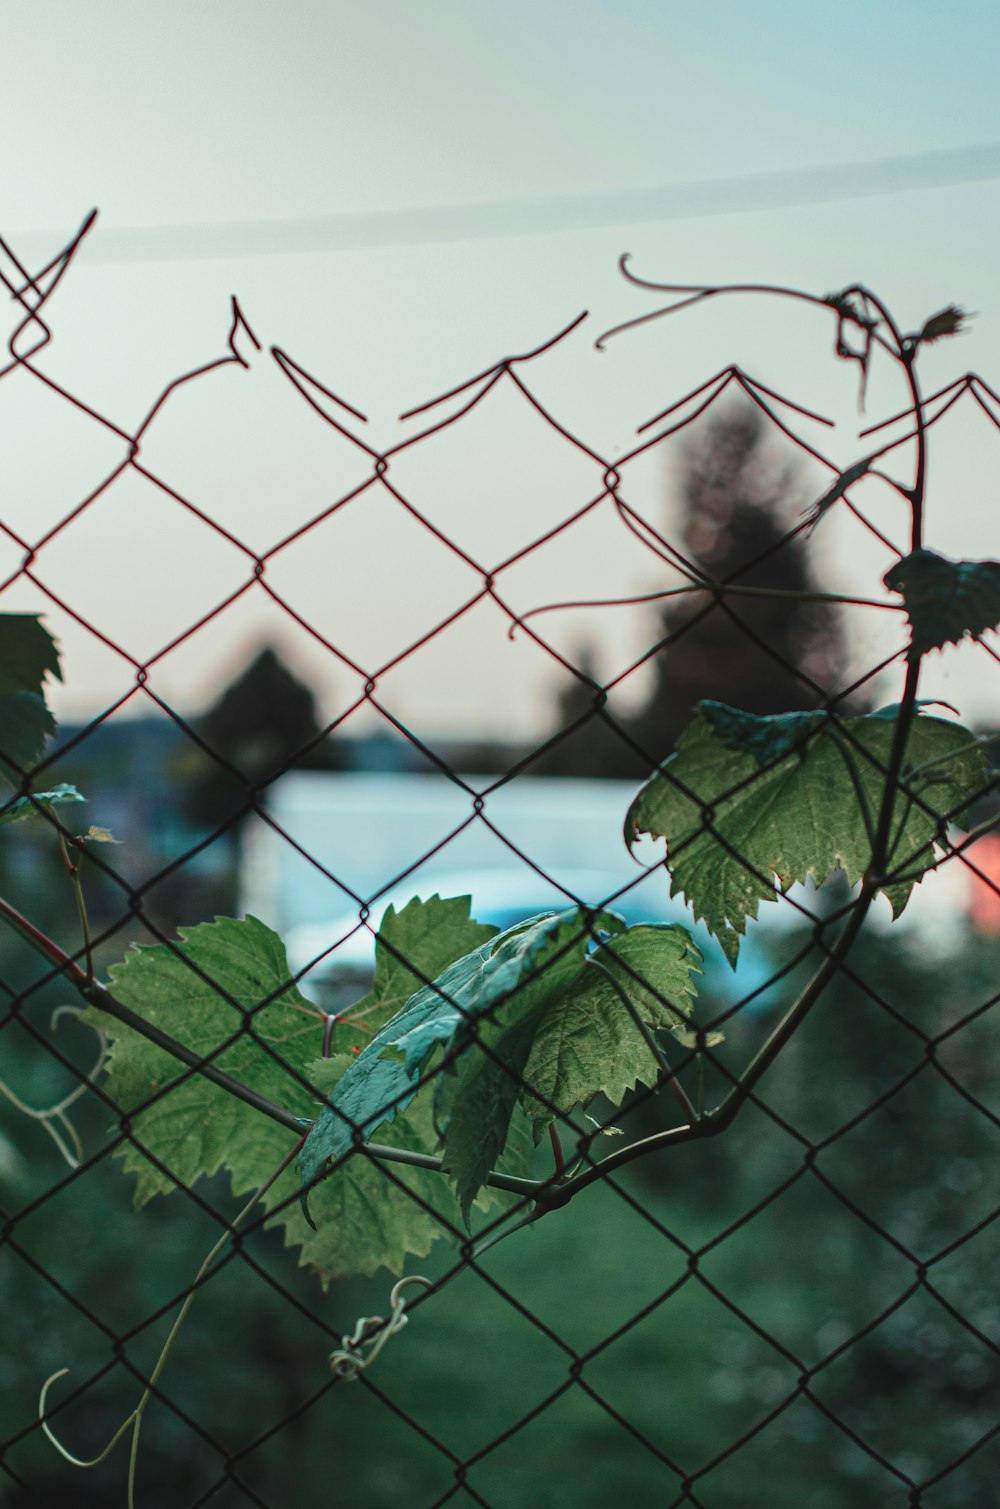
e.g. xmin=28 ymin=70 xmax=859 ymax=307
xmin=39 ymin=1137 xmax=304 ymax=1506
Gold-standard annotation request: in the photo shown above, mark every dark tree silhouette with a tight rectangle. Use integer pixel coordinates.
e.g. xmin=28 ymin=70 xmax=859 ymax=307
xmin=538 ymin=402 xmax=853 ymax=779
xmin=629 ymin=402 xmax=850 ymax=763
xmin=181 ymin=646 xmax=339 ymax=833
xmin=532 ymin=646 xmax=639 ymax=779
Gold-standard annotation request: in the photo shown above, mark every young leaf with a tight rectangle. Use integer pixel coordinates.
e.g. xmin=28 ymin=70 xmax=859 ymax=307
xmin=915 ymin=305 xmax=970 ymax=346
xmin=883 ymin=548 xmax=1000 ymax=657
xmin=0 ymin=615 xmax=62 ymax=783
xmin=675 ymin=1028 xmax=725 ymax=1049
xmin=298 ymin=908 xmax=623 ymax=1205
xmin=0 ymin=784 xmax=85 ymax=827
xmin=626 ymin=703 xmax=985 ymax=962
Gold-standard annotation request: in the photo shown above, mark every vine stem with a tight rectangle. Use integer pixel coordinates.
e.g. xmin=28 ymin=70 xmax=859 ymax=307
xmin=515 ymin=581 xmax=906 ymax=636
xmin=548 ymin=1121 xmax=565 ymax=1174
xmin=40 ymin=1137 xmax=305 ymax=1508
xmin=557 ymin=283 xmax=931 ymax=1200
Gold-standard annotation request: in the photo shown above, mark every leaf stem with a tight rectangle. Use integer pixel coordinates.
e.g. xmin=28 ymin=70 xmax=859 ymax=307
xmin=547 ymin=1121 xmax=565 ymax=1174
xmin=57 ymin=832 xmax=94 ymax=983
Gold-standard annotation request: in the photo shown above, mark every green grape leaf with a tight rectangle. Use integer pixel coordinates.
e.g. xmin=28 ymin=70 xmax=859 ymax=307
xmin=0 ymin=783 xmax=85 ymax=827
xmin=440 ymin=922 xmax=700 ymax=1220
xmin=334 ymin=893 xmax=498 ymax=1044
xmin=0 ymin=616 xmax=62 ymax=784
xmin=517 ymin=924 xmax=702 ymax=1145
xmin=627 ymin=703 xmax=985 ymax=961
xmin=298 ymin=907 xmax=623 ymax=1209
xmin=79 ymin=915 xmax=322 ymax=1209
xmin=441 ymin=1009 xmax=542 ymax=1227
xmin=83 ymin=903 xmax=534 ymax=1281
xmin=884 ymin=548 xmax=1000 ymax=656
xmin=291 ymin=1059 xmax=534 ymax=1269
xmin=85 ymin=918 xmax=449 ymax=1283
xmin=698 ymin=702 xmax=821 ymax=764
xmin=270 ymin=1057 xmax=465 ymax=1282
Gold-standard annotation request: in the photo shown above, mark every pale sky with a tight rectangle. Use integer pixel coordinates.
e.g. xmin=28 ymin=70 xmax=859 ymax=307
xmin=3 ymin=1 xmax=1000 ymax=744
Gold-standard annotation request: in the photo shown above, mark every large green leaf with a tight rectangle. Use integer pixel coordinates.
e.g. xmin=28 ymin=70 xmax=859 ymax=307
xmin=0 ymin=691 xmax=57 ymax=782
xmin=0 ymin=615 xmax=61 ymax=783
xmin=441 ymin=1008 xmax=544 ymax=1227
xmin=627 ymin=702 xmax=985 ymax=962
xmin=270 ymin=1057 xmax=467 ymax=1283
xmin=83 ymin=902 xmax=527 ymax=1280
xmin=884 ymin=548 xmax=1000 ymax=657
xmin=0 ymin=614 xmax=61 ymax=697
xmin=298 ymin=908 xmax=624 ymax=1206
xmin=80 ymin=915 xmax=322 ymax=1207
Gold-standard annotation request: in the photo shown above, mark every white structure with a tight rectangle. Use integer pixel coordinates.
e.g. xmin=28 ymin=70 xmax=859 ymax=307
xmin=239 ymin=768 xmax=967 ymax=1007
xmin=240 ymin=770 xmax=669 ymax=939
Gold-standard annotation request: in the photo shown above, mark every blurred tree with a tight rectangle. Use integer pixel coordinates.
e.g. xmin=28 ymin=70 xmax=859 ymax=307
xmin=537 ymin=402 xmax=854 ymax=779
xmin=629 ymin=401 xmax=852 ymax=763
xmin=533 ymin=645 xmax=639 ymax=779
xmin=180 ymin=645 xmax=340 ymax=835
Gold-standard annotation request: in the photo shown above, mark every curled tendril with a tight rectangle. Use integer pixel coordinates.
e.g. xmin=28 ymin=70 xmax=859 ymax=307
xmin=38 ymin=1369 xmax=139 ymax=1469
xmin=328 ymin=1276 xmax=433 ymax=1381
xmin=0 ymin=1007 xmax=107 ymax=1169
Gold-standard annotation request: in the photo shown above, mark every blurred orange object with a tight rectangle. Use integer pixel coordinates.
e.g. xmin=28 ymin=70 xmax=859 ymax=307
xmin=965 ymin=832 xmax=1000 ymax=933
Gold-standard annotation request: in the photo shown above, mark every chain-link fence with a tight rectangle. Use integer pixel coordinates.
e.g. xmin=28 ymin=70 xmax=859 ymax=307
xmin=1 ymin=219 xmax=998 ymax=1509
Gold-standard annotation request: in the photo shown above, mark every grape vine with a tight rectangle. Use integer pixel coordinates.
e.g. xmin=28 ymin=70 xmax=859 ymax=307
xmin=2 ymin=278 xmax=997 ymax=1505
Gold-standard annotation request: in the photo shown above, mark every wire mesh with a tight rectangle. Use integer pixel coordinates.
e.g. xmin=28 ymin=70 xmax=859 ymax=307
xmin=0 ymin=217 xmax=998 ymax=1509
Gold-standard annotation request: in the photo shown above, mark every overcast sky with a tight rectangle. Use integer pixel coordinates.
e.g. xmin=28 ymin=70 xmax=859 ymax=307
xmin=3 ymin=1 xmax=1000 ymax=744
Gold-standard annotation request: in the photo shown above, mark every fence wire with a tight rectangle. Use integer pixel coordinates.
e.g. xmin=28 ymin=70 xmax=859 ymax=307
xmin=0 ymin=218 xmax=998 ymax=1509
